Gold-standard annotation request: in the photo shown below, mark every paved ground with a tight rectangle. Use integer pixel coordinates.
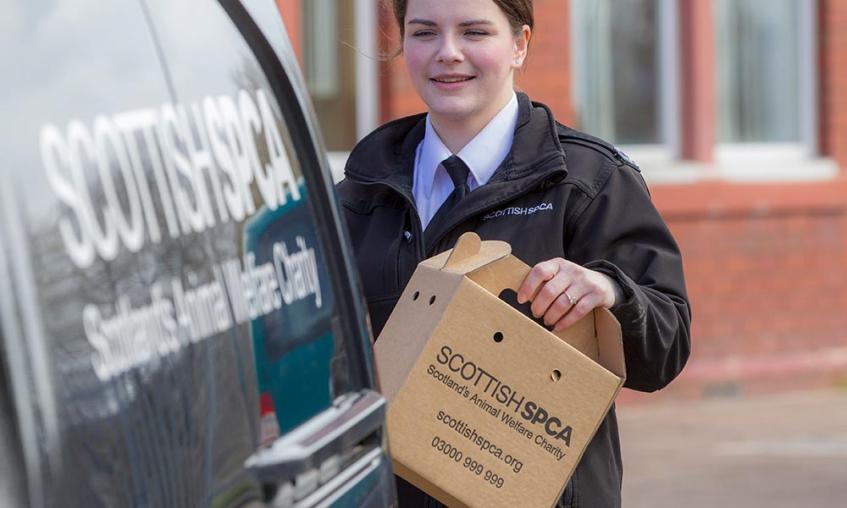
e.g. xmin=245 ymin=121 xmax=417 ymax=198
xmin=618 ymin=389 xmax=847 ymax=508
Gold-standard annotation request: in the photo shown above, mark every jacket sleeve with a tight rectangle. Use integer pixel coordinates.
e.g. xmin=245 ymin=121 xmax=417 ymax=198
xmin=566 ymin=161 xmax=692 ymax=392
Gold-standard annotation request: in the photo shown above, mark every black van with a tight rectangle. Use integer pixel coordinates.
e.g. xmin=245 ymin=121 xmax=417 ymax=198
xmin=0 ymin=1 xmax=395 ymax=506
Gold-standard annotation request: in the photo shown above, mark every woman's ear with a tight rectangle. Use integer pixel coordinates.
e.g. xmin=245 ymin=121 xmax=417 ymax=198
xmin=512 ymin=25 xmax=532 ymax=68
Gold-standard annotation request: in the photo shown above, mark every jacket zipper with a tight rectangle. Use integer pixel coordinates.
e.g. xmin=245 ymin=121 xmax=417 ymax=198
xmin=423 ymin=170 xmax=561 ymax=256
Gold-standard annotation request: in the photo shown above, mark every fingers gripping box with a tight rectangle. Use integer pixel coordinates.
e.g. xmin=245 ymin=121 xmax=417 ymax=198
xmin=375 ymin=233 xmax=626 ymax=508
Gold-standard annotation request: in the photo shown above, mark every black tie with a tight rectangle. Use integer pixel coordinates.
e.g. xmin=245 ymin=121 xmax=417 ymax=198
xmin=442 ymin=155 xmax=470 ymax=200
xmin=424 ymin=155 xmax=471 ymax=245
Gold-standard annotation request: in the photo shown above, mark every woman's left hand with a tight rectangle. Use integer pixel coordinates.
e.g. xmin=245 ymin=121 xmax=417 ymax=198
xmin=517 ymin=258 xmax=619 ymax=332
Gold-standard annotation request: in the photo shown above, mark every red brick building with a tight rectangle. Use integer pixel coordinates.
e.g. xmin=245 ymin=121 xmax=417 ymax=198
xmin=278 ymin=0 xmax=847 ymax=400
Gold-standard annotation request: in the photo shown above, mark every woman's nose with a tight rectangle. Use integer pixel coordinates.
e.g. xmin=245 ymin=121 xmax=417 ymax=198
xmin=436 ymin=34 xmax=464 ymax=63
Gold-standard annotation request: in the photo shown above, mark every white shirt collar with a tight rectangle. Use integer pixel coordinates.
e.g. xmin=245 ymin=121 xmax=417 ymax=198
xmin=417 ymin=92 xmax=519 ymax=198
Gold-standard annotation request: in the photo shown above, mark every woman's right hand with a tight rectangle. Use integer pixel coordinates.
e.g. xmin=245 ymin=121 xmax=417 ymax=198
xmin=516 ymin=257 xmax=619 ymax=331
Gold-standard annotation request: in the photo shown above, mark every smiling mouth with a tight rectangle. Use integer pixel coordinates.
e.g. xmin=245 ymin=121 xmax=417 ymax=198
xmin=431 ymin=76 xmax=475 ymax=83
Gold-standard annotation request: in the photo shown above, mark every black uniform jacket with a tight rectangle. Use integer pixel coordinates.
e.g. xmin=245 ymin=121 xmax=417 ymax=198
xmin=337 ymin=93 xmax=692 ymax=508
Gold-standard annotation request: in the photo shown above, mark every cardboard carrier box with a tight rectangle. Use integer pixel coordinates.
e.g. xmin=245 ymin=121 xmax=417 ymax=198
xmin=375 ymin=233 xmax=626 ymax=508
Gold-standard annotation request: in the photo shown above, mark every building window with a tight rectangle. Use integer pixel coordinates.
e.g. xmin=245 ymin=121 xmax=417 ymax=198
xmin=300 ymin=0 xmax=378 ymax=156
xmin=302 ymin=0 xmax=355 ymax=151
xmin=713 ymin=0 xmax=822 ymax=177
xmin=570 ymin=0 xmax=828 ymax=179
xmin=571 ymin=0 xmax=678 ymax=150
xmin=715 ymin=0 xmax=806 ymax=144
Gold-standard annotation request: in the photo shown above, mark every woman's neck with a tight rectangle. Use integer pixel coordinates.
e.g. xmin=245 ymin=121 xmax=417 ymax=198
xmin=429 ymin=91 xmax=514 ymax=154
xmin=429 ymin=115 xmax=486 ymax=154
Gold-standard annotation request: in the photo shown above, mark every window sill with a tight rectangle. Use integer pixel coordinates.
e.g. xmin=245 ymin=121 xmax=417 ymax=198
xmin=327 ymin=150 xmax=841 ymax=187
xmin=641 ymin=157 xmax=839 ymax=185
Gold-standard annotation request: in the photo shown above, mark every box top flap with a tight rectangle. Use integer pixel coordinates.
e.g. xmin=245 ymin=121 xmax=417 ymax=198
xmin=424 ymin=232 xmax=511 ymax=274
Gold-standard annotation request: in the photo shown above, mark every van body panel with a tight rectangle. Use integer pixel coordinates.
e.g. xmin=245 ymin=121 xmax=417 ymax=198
xmin=0 ymin=1 xmax=394 ymax=506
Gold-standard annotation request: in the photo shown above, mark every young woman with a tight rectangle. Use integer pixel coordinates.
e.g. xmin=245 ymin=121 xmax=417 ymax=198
xmin=338 ymin=0 xmax=691 ymax=506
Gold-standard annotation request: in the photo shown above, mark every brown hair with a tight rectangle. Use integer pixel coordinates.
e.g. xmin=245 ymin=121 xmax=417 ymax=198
xmin=390 ymin=0 xmax=534 ymax=38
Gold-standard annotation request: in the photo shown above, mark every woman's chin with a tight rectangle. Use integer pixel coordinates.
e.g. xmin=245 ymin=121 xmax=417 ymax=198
xmin=426 ymin=100 xmax=480 ymax=124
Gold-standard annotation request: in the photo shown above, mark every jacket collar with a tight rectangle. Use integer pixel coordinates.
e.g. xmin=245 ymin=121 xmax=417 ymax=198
xmin=344 ymin=93 xmax=568 ymax=194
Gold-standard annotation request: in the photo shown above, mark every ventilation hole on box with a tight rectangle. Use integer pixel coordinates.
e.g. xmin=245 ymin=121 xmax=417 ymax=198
xmin=551 ymin=369 xmax=562 ymax=382
xmin=429 ymin=295 xmax=436 ymax=305
xmin=412 ymin=291 xmax=420 ymax=301
xmin=493 ymin=332 xmax=504 ymax=343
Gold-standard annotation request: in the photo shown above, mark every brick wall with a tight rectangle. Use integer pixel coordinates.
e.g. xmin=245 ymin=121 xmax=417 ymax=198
xmin=515 ymin=0 xmax=574 ymax=125
xmin=276 ymin=0 xmax=302 ymax=65
xmin=616 ymin=181 xmax=847 ymax=403
xmin=665 ymin=182 xmax=847 ymax=356
xmin=378 ymin=4 xmax=426 ymax=121
xmin=690 ymin=211 xmax=845 ymax=354
xmin=820 ymin=0 xmax=847 ymax=168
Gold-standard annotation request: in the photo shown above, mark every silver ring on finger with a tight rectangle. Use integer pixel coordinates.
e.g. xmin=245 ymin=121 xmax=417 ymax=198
xmin=564 ymin=291 xmax=577 ymax=306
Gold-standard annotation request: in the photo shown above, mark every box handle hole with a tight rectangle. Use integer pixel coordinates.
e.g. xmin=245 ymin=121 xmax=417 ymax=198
xmin=493 ymin=332 xmax=504 ymax=343
xmin=429 ymin=295 xmax=436 ymax=305
xmin=551 ymin=369 xmax=562 ymax=382
xmin=412 ymin=291 xmax=420 ymax=301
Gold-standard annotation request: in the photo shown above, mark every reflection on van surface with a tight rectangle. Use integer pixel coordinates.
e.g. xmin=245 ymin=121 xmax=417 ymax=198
xmin=245 ymin=187 xmax=337 ymax=440
xmin=0 ymin=1 xmax=394 ymax=506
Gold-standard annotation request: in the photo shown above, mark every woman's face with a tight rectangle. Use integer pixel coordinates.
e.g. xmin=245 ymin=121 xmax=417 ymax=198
xmin=403 ymin=0 xmax=529 ymax=129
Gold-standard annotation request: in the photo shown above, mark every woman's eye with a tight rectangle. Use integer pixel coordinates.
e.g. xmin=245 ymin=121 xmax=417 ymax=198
xmin=464 ymin=29 xmax=489 ymax=37
xmin=412 ymin=30 xmax=436 ymax=38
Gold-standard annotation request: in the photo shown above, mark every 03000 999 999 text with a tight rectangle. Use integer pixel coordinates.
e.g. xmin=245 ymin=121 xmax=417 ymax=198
xmin=430 ymin=436 xmax=505 ymax=489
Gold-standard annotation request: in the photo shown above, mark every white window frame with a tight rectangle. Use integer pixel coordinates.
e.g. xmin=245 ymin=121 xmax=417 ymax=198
xmin=713 ymin=0 xmax=833 ymax=181
xmin=354 ymin=0 xmax=379 ymax=142
xmin=304 ymin=0 xmax=339 ymax=98
xmin=570 ymin=0 xmax=680 ymax=167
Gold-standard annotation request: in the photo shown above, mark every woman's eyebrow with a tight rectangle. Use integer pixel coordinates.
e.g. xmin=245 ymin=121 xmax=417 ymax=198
xmin=407 ymin=18 xmax=437 ymax=26
xmin=458 ymin=19 xmax=494 ymax=27
xmin=406 ymin=18 xmax=494 ymax=27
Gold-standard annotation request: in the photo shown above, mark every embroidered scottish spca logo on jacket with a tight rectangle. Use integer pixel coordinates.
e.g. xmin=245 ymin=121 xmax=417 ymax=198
xmin=483 ymin=202 xmax=554 ymax=221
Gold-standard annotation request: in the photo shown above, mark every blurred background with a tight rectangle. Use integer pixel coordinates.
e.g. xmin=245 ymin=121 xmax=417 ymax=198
xmin=273 ymin=0 xmax=847 ymax=506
